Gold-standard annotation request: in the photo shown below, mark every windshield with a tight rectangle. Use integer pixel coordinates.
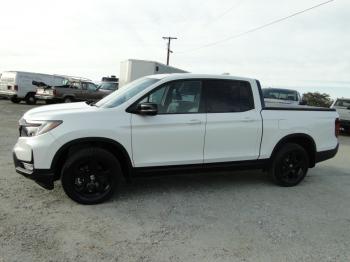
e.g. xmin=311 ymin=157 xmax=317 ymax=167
xmin=95 ymin=77 xmax=160 ymax=108
xmin=335 ymin=99 xmax=350 ymax=107
xmin=263 ymin=89 xmax=298 ymax=101
xmin=98 ymin=82 xmax=118 ymax=91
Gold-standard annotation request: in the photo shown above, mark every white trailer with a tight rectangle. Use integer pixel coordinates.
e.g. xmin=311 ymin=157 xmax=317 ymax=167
xmin=0 ymin=71 xmax=67 ymax=104
xmin=119 ymin=59 xmax=187 ymax=87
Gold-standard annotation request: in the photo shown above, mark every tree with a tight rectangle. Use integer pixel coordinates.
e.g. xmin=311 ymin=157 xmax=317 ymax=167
xmin=302 ymin=92 xmax=333 ymax=108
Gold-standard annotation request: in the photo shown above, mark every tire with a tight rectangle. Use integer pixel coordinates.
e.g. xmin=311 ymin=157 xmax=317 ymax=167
xmin=25 ymin=93 xmax=37 ymax=105
xmin=10 ymin=97 xmax=21 ymax=103
xmin=270 ymin=143 xmax=309 ymax=187
xmin=61 ymin=147 xmax=121 ymax=204
xmin=64 ymin=97 xmax=74 ymax=103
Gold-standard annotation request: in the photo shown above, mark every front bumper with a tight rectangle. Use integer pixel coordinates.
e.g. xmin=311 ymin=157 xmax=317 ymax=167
xmin=35 ymin=94 xmax=55 ymax=100
xmin=0 ymin=90 xmax=17 ymax=98
xmin=13 ymin=152 xmax=54 ymax=190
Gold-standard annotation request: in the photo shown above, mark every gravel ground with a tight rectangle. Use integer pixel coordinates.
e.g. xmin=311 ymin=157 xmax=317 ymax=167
xmin=0 ymin=99 xmax=349 ymax=262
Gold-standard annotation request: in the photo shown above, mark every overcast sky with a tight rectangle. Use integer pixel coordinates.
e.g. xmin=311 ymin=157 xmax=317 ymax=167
xmin=0 ymin=0 xmax=349 ymax=98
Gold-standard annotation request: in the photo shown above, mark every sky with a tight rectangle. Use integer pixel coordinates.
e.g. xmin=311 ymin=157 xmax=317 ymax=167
xmin=0 ymin=0 xmax=349 ymax=98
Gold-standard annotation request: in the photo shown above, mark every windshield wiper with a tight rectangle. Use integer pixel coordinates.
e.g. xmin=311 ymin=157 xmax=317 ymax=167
xmin=85 ymin=100 xmax=98 ymax=106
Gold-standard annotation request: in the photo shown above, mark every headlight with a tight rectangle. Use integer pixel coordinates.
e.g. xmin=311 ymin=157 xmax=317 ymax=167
xmin=19 ymin=118 xmax=62 ymax=137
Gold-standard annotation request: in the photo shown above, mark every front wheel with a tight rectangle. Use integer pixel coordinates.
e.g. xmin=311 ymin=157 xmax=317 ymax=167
xmin=270 ymin=143 xmax=309 ymax=187
xmin=61 ymin=148 xmax=121 ymax=204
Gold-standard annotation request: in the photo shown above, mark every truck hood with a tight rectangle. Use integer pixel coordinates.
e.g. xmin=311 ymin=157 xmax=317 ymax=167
xmin=23 ymin=102 xmax=98 ymax=120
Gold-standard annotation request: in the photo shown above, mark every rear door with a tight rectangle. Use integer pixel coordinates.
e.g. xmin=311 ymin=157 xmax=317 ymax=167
xmin=203 ymin=79 xmax=262 ymax=163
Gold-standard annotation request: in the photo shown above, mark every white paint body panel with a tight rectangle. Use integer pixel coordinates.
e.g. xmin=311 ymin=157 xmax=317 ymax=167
xmin=12 ymin=73 xmax=339 ymax=171
xmin=131 ymin=113 xmax=206 ymax=167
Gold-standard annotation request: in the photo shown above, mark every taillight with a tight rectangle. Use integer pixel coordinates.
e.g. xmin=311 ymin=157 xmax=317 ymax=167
xmin=335 ymin=118 xmax=340 ymax=137
xmin=14 ymin=85 xmax=18 ymax=91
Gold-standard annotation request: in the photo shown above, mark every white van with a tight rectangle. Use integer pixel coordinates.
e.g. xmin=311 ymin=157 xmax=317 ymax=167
xmin=0 ymin=71 xmax=67 ymax=104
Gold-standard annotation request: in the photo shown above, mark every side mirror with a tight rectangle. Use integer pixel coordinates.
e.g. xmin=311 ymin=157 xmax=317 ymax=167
xmin=347 ymin=106 xmax=350 ymax=110
xmin=299 ymin=100 xmax=307 ymax=105
xmin=136 ymin=102 xmax=158 ymax=116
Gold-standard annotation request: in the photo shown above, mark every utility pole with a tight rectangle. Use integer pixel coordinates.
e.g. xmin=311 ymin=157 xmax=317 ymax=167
xmin=162 ymin=36 xmax=177 ymax=65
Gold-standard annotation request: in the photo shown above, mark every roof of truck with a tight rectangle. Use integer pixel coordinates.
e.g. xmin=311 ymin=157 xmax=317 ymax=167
xmin=146 ymin=73 xmax=255 ymax=82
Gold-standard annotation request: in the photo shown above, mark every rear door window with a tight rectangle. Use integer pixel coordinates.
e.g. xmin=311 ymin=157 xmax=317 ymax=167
xmin=204 ymin=80 xmax=254 ymax=113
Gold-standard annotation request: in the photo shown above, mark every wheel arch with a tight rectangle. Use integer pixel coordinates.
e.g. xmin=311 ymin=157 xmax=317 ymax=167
xmin=270 ymin=133 xmax=317 ymax=168
xmin=51 ymin=137 xmax=133 ymax=181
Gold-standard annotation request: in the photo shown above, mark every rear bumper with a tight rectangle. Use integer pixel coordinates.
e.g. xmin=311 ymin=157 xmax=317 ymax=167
xmin=13 ymin=152 xmax=54 ymax=190
xmin=315 ymin=143 xmax=339 ymax=164
xmin=0 ymin=90 xmax=17 ymax=98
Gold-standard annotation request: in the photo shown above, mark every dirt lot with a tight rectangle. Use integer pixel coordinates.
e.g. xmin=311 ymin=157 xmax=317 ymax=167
xmin=0 ymin=99 xmax=349 ymax=262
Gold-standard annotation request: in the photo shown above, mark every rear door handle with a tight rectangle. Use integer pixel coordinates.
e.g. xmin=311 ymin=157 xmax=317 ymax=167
xmin=188 ymin=119 xmax=202 ymax=125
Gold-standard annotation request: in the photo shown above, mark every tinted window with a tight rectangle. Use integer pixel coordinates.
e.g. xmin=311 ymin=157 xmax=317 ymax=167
xmin=87 ymin=83 xmax=97 ymax=91
xmin=335 ymin=99 xmax=350 ymax=107
xmin=205 ymin=80 xmax=254 ymax=113
xmin=263 ymin=88 xmax=298 ymax=101
xmin=99 ymin=82 xmax=118 ymax=91
xmin=141 ymin=80 xmax=203 ymax=114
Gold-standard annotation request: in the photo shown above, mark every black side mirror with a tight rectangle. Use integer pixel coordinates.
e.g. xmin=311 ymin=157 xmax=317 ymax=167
xmin=299 ymin=100 xmax=307 ymax=105
xmin=137 ymin=102 xmax=158 ymax=116
xmin=347 ymin=106 xmax=350 ymax=110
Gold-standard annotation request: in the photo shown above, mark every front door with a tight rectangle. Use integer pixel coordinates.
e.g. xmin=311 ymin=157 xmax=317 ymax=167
xmin=131 ymin=80 xmax=206 ymax=167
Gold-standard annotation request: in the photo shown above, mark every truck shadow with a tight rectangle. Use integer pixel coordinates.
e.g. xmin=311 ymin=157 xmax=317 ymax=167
xmin=116 ymin=170 xmax=271 ymax=200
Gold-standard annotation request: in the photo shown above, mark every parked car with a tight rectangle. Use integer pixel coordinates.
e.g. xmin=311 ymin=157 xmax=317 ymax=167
xmin=262 ymin=88 xmax=304 ymax=106
xmin=13 ymin=74 xmax=339 ymax=204
xmin=0 ymin=71 xmax=67 ymax=104
xmin=35 ymin=78 xmax=108 ymax=103
xmin=331 ymin=98 xmax=350 ymax=133
xmin=97 ymin=81 xmax=118 ymax=94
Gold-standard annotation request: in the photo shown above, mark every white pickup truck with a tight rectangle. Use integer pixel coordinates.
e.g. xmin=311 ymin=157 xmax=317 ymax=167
xmin=13 ymin=74 xmax=339 ymax=204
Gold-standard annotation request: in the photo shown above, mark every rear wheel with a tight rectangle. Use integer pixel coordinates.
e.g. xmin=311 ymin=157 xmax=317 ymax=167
xmin=25 ymin=93 xmax=37 ymax=105
xmin=10 ymin=97 xmax=21 ymax=103
xmin=270 ymin=143 xmax=309 ymax=187
xmin=61 ymin=147 xmax=121 ymax=204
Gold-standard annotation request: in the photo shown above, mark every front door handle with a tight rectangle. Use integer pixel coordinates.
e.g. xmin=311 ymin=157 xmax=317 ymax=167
xmin=241 ymin=117 xmax=255 ymax=122
xmin=188 ymin=119 xmax=202 ymax=125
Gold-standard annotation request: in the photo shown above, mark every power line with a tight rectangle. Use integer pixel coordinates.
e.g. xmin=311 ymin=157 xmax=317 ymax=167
xmin=202 ymin=0 xmax=245 ymax=27
xmin=178 ymin=0 xmax=335 ymax=54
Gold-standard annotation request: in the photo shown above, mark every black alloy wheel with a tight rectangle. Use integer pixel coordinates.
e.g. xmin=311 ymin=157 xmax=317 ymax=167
xmin=61 ymin=148 xmax=121 ymax=204
xmin=270 ymin=143 xmax=309 ymax=187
